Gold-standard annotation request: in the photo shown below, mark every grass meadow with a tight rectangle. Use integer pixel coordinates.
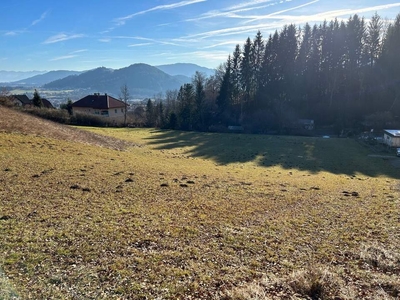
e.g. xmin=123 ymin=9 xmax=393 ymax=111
xmin=0 ymin=106 xmax=399 ymax=299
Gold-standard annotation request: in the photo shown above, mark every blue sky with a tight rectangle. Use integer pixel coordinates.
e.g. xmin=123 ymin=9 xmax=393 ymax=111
xmin=1 ymin=0 xmax=400 ymax=71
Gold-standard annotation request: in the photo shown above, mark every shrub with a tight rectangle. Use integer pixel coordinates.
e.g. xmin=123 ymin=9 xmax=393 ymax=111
xmin=24 ymin=107 xmax=70 ymax=124
xmin=70 ymin=112 xmax=106 ymax=126
xmin=0 ymin=96 xmax=14 ymax=107
xmin=20 ymin=107 xmax=106 ymax=127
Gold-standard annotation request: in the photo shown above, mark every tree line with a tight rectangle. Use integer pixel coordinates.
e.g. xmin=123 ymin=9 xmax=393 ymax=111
xmin=144 ymin=12 xmax=400 ymax=134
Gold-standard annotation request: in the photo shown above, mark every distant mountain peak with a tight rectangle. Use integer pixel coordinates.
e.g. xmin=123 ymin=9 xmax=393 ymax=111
xmin=155 ymin=63 xmax=215 ymax=78
xmin=5 ymin=70 xmax=83 ymax=86
xmin=43 ymin=63 xmax=191 ymax=98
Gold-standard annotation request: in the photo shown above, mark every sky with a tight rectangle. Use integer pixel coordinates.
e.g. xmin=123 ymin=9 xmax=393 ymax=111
xmin=1 ymin=0 xmax=400 ymax=71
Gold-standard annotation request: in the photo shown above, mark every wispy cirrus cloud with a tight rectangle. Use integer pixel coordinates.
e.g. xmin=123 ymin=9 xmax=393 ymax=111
xmin=185 ymin=0 xmax=290 ymax=22
xmin=3 ymin=10 xmax=49 ymax=37
xmin=49 ymin=49 xmax=88 ymax=62
xmin=4 ymin=31 xmax=21 ymax=36
xmin=242 ymin=0 xmax=320 ymax=24
xmin=49 ymin=55 xmax=78 ymax=61
xmin=185 ymin=5 xmax=271 ymax=21
xmin=114 ymin=0 xmax=206 ymax=26
xmin=328 ymin=3 xmax=400 ymax=19
xmin=242 ymin=2 xmax=400 ymax=24
xmin=43 ymin=33 xmax=85 ymax=44
xmin=103 ymin=35 xmax=181 ymax=46
xmin=128 ymin=43 xmax=153 ymax=47
xmin=182 ymin=23 xmax=271 ymax=40
xmin=200 ymin=40 xmax=245 ymax=49
xmin=133 ymin=36 xmax=180 ymax=46
xmin=31 ymin=10 xmax=49 ymax=26
xmin=70 ymin=49 xmax=88 ymax=54
xmin=181 ymin=0 xmax=400 ymax=42
xmin=227 ymin=0 xmax=274 ymax=10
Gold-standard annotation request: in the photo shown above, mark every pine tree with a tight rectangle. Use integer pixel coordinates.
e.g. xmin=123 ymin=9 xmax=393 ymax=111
xmin=295 ymin=23 xmax=314 ymax=117
xmin=177 ymin=83 xmax=195 ymax=130
xmin=231 ymin=45 xmax=242 ymax=105
xmin=240 ymin=38 xmax=253 ymax=106
xmin=32 ymin=89 xmax=43 ymax=108
xmin=252 ymin=31 xmax=265 ymax=97
xmin=366 ymin=12 xmax=383 ymax=67
xmin=193 ymin=71 xmax=206 ymax=130
xmin=380 ymin=13 xmax=400 ymax=112
xmin=217 ymin=55 xmax=233 ymax=118
xmin=231 ymin=44 xmax=242 ymax=121
xmin=145 ymin=99 xmax=155 ymax=127
xmin=258 ymin=31 xmax=280 ymax=110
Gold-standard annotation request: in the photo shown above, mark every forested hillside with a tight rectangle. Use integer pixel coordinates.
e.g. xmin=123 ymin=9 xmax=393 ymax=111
xmin=43 ymin=64 xmax=188 ymax=98
xmin=155 ymin=13 xmax=400 ymax=134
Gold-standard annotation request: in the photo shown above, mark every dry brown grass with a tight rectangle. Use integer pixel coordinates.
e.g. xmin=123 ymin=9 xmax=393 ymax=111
xmin=0 ymin=106 xmax=133 ymax=150
xmin=0 ymin=107 xmax=399 ymax=299
xmin=223 ymin=247 xmax=400 ymax=300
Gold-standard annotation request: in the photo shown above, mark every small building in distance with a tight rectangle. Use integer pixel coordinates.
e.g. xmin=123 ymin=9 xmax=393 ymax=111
xmin=71 ymin=93 xmax=127 ymax=123
xmin=11 ymin=94 xmax=32 ymax=107
xmin=41 ymin=98 xmax=55 ymax=109
xmin=11 ymin=94 xmax=54 ymax=108
xmin=298 ymin=119 xmax=314 ymax=130
xmin=383 ymin=129 xmax=400 ymax=147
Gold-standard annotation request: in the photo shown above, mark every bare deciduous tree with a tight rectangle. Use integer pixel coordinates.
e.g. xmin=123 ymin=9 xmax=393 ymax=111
xmin=119 ymin=84 xmax=130 ymax=126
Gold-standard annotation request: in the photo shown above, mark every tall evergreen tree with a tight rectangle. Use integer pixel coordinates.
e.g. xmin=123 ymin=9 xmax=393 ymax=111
xmin=217 ymin=55 xmax=233 ymax=119
xmin=177 ymin=83 xmax=195 ymax=130
xmin=32 ymin=89 xmax=43 ymax=108
xmin=366 ymin=12 xmax=383 ymax=68
xmin=295 ymin=23 xmax=313 ymax=115
xmin=252 ymin=31 xmax=265 ymax=99
xmin=231 ymin=44 xmax=243 ymax=121
xmin=380 ymin=13 xmax=400 ymax=112
xmin=145 ymin=99 xmax=155 ymax=127
xmin=276 ymin=24 xmax=298 ymax=113
xmin=240 ymin=38 xmax=253 ymax=107
xmin=258 ymin=31 xmax=280 ymax=111
xmin=193 ymin=71 xmax=206 ymax=130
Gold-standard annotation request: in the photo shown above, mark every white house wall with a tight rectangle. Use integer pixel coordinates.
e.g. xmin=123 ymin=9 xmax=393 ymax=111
xmin=72 ymin=107 xmax=126 ymax=123
xmin=384 ymin=133 xmax=400 ymax=147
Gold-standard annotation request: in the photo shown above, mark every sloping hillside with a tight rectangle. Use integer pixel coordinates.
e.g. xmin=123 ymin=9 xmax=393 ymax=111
xmin=1 ymin=106 xmax=399 ymax=299
xmin=0 ymin=106 xmax=132 ymax=150
xmin=10 ymin=70 xmax=82 ymax=86
xmin=0 ymin=70 xmax=46 ymax=83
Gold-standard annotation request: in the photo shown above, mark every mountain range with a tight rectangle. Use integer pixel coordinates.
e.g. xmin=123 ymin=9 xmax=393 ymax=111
xmin=156 ymin=63 xmax=215 ymax=78
xmin=2 ymin=63 xmax=215 ymax=98
xmin=43 ymin=64 xmax=191 ymax=97
xmin=0 ymin=70 xmax=46 ymax=83
xmin=10 ymin=70 xmax=82 ymax=86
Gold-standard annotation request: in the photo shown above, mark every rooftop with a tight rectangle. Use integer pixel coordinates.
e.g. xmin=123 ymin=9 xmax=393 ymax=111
xmin=72 ymin=93 xmax=125 ymax=109
xmin=384 ymin=129 xmax=400 ymax=137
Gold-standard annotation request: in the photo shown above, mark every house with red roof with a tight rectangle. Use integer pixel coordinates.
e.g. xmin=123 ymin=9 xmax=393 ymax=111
xmin=71 ymin=93 xmax=127 ymax=123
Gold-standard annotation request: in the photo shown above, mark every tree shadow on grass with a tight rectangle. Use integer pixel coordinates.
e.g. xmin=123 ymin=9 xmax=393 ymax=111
xmin=144 ymin=129 xmax=400 ymax=179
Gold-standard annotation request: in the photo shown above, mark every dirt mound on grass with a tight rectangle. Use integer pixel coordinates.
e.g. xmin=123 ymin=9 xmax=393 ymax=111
xmin=0 ymin=106 xmax=133 ymax=150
